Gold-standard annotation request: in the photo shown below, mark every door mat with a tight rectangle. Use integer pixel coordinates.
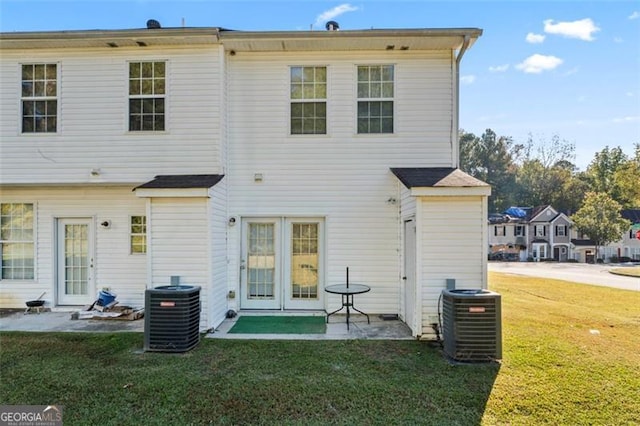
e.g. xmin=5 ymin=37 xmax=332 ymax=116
xmin=228 ymin=316 xmax=326 ymax=334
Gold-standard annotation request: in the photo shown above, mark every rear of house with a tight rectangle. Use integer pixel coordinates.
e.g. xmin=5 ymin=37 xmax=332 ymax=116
xmin=0 ymin=24 xmax=488 ymax=338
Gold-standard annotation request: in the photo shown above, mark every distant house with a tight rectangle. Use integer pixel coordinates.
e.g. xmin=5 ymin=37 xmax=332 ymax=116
xmin=489 ymin=206 xmax=640 ymax=263
xmin=0 ymin=24 xmax=489 ymax=339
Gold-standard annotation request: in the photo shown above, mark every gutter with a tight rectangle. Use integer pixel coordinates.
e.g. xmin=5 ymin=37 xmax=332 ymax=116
xmin=452 ymin=35 xmax=471 ymax=168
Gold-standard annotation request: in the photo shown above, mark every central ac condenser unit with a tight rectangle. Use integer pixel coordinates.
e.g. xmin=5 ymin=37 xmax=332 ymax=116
xmin=442 ymin=288 xmax=502 ymax=362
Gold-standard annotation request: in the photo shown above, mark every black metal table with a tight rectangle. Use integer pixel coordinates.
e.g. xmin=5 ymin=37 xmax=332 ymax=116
xmin=325 ymin=283 xmax=371 ymax=329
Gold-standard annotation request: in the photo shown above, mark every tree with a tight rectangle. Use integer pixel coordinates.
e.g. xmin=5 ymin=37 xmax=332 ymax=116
xmin=459 ymin=128 xmax=521 ymax=212
xmin=515 ymin=134 xmax=577 ymax=208
xmin=612 ymin=143 xmax=640 ymax=208
xmin=585 ymin=146 xmax=629 ymax=205
xmin=571 ymin=192 xmax=631 ymax=260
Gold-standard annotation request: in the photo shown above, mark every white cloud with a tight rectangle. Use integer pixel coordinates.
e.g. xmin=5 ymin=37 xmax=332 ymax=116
xmin=629 ymin=11 xmax=640 ymax=20
xmin=489 ymin=64 xmax=509 ymax=73
xmin=315 ymin=4 xmax=359 ymax=28
xmin=461 ymin=75 xmax=476 ymax=85
xmin=516 ymin=54 xmax=563 ymax=74
xmin=612 ymin=116 xmax=640 ymax=123
xmin=543 ymin=18 xmax=600 ymax=41
xmin=526 ymin=32 xmax=546 ymax=44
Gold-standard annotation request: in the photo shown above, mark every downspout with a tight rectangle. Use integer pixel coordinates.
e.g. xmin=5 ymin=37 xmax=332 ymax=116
xmin=452 ymin=35 xmax=471 ymax=168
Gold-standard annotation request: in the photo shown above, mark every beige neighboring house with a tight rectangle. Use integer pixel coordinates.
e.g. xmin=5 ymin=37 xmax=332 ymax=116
xmin=575 ymin=209 xmax=640 ymax=263
xmin=0 ymin=23 xmax=490 ymax=339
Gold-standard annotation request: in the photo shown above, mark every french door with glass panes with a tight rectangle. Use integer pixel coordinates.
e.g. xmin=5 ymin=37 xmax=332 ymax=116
xmin=240 ymin=218 xmax=324 ymax=310
xmin=57 ymin=218 xmax=94 ymax=305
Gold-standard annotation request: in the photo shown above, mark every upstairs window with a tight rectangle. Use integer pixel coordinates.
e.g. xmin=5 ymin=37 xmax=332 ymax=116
xmin=290 ymin=66 xmax=327 ymax=134
xmin=357 ymin=65 xmax=394 ymax=134
xmin=494 ymin=226 xmax=505 ymax=237
xmin=555 ymin=225 xmax=567 ymax=237
xmin=1 ymin=203 xmax=35 ymax=280
xmin=130 ymin=216 xmax=147 ymax=254
xmin=514 ymin=225 xmax=525 ymax=237
xmin=21 ymin=64 xmax=57 ymax=133
xmin=129 ymin=61 xmax=165 ymax=131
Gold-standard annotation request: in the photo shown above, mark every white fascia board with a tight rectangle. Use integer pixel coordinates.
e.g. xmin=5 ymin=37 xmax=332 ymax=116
xmin=134 ymin=188 xmax=210 ymax=198
xmin=410 ymin=186 xmax=491 ymax=197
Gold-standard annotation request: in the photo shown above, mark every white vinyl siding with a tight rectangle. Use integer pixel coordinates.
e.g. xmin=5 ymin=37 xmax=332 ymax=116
xmin=419 ymin=197 xmax=485 ymax=335
xmin=227 ymin=50 xmax=453 ymax=314
xmin=0 ymin=187 xmax=146 ymax=308
xmin=149 ymin=198 xmax=210 ymax=329
xmin=1 ymin=46 xmax=223 ymax=184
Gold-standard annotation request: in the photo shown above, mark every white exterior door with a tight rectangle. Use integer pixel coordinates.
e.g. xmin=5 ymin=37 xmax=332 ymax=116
xmin=57 ymin=218 xmax=94 ymax=305
xmin=403 ymin=218 xmax=416 ymax=331
xmin=240 ymin=218 xmax=323 ymax=310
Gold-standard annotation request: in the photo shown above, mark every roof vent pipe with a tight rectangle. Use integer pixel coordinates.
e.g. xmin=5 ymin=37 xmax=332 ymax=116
xmin=325 ymin=21 xmax=339 ymax=31
xmin=146 ymin=19 xmax=161 ymax=29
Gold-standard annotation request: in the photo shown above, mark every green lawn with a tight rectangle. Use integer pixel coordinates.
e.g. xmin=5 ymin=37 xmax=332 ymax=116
xmin=1 ymin=273 xmax=639 ymax=425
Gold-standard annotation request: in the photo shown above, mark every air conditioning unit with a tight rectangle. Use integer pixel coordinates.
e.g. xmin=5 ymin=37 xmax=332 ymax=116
xmin=442 ymin=289 xmax=502 ymax=362
xmin=144 ymin=285 xmax=201 ymax=352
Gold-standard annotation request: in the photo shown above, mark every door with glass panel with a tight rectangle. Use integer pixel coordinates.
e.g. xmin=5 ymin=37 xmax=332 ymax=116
xmin=241 ymin=219 xmax=281 ymax=309
xmin=284 ymin=219 xmax=323 ymax=309
xmin=240 ymin=218 xmax=323 ymax=310
xmin=57 ymin=219 xmax=94 ymax=305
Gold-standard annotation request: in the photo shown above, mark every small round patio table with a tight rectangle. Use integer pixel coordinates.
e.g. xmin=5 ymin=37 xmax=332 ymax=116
xmin=324 ymin=283 xmax=370 ymax=330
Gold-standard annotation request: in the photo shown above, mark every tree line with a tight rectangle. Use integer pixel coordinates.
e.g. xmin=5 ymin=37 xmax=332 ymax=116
xmin=459 ymin=129 xmax=639 ymax=250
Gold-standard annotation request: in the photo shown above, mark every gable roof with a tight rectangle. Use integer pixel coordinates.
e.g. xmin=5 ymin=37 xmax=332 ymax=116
xmin=134 ymin=174 xmax=224 ymax=190
xmin=390 ymin=168 xmax=488 ymax=189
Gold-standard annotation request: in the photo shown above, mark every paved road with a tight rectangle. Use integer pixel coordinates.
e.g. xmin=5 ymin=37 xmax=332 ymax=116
xmin=488 ymin=262 xmax=640 ymax=292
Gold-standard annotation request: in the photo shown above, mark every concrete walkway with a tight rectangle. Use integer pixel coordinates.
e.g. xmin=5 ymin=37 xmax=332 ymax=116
xmin=0 ymin=309 xmax=414 ymax=340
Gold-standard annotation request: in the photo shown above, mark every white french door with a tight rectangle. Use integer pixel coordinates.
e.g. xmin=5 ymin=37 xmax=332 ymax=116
xmin=57 ymin=218 xmax=94 ymax=305
xmin=240 ymin=218 xmax=324 ymax=310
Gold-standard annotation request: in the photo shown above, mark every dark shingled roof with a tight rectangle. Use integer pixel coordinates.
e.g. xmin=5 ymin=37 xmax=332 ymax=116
xmin=390 ymin=167 xmax=489 ymax=189
xmin=621 ymin=209 xmax=640 ymax=224
xmin=571 ymin=239 xmax=596 ymax=246
xmin=135 ymin=174 xmax=224 ymax=189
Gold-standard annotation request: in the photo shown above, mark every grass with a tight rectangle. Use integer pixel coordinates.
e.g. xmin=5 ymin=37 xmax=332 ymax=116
xmin=610 ymin=265 xmax=640 ymax=277
xmin=1 ymin=273 xmax=639 ymax=425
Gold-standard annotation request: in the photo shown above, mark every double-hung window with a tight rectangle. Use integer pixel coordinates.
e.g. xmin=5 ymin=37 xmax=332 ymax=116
xmin=0 ymin=203 xmax=35 ymax=280
xmin=21 ymin=64 xmax=57 ymax=133
xmin=129 ymin=61 xmax=166 ymax=131
xmin=357 ymin=65 xmax=394 ymax=134
xmin=130 ymin=216 xmax=147 ymax=254
xmin=290 ymin=66 xmax=327 ymax=134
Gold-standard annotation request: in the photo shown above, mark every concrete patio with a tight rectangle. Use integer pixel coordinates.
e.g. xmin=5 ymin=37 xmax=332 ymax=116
xmin=0 ymin=309 xmax=414 ymax=340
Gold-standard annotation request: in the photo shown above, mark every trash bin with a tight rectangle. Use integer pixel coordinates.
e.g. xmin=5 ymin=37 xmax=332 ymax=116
xmin=144 ymin=285 xmax=201 ymax=352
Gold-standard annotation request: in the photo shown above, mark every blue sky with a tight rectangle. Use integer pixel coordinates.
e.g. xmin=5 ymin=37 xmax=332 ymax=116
xmin=1 ymin=0 xmax=638 ymax=170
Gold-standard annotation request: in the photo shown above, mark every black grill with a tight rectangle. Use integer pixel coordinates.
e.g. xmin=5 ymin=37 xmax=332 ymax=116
xmin=442 ymin=289 xmax=502 ymax=362
xmin=144 ymin=285 xmax=201 ymax=352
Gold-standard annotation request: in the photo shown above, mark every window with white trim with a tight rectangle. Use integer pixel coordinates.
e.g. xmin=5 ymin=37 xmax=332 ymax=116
xmin=514 ymin=225 xmax=525 ymax=237
xmin=129 ymin=61 xmax=165 ymax=131
xmin=0 ymin=203 xmax=35 ymax=280
xmin=357 ymin=65 xmax=394 ymax=134
xmin=290 ymin=66 xmax=327 ymax=135
xmin=494 ymin=226 xmax=505 ymax=236
xmin=535 ymin=225 xmax=546 ymax=237
xmin=556 ymin=225 xmax=567 ymax=237
xmin=21 ymin=64 xmax=57 ymax=133
xmin=130 ymin=216 xmax=147 ymax=254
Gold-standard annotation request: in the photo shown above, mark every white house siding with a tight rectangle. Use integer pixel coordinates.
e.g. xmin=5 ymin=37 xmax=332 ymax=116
xmin=419 ymin=196 xmax=486 ymax=337
xmin=209 ymin=181 xmax=229 ymax=329
xmin=0 ymin=186 xmax=146 ymax=308
xmin=0 ymin=46 xmax=223 ymax=184
xmin=225 ymin=50 xmax=454 ymax=314
xmin=149 ymin=197 xmax=210 ymax=329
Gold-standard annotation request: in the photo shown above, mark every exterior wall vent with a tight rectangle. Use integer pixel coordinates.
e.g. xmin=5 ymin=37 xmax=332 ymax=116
xmin=442 ymin=289 xmax=502 ymax=362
